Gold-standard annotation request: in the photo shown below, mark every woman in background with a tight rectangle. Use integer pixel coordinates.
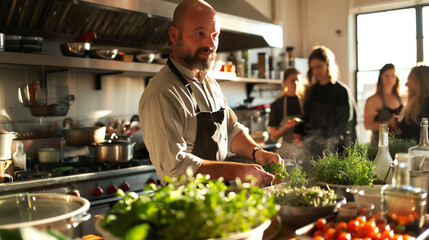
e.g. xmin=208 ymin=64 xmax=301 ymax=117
xmin=293 ymin=46 xmax=357 ymax=159
xmin=364 ymin=63 xmax=402 ymax=144
xmin=398 ymin=64 xmax=429 ymax=140
xmin=268 ymin=68 xmax=303 ymax=160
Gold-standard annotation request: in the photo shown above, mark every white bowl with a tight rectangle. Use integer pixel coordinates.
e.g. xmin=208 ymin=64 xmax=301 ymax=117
xmin=37 ymin=148 xmax=60 ymax=163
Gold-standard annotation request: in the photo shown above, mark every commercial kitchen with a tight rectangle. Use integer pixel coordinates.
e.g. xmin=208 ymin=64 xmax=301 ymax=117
xmin=0 ymin=0 xmax=429 ymax=239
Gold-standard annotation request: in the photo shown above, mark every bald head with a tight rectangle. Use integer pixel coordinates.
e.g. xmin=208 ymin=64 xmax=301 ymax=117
xmin=173 ymin=0 xmax=216 ymax=30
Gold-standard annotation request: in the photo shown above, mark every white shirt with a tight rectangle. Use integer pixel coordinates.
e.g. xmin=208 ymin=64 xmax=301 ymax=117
xmin=139 ymin=58 xmax=247 ymax=184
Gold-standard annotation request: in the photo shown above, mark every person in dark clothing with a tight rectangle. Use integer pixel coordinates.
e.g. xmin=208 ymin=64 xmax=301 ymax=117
xmin=364 ymin=63 xmax=403 ymax=144
xmin=294 ymin=46 xmax=357 ymax=161
xmin=269 ymin=68 xmax=304 ymax=160
xmin=398 ymin=65 xmax=429 ymax=140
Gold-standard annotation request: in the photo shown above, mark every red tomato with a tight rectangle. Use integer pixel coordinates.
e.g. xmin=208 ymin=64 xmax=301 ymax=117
xmin=314 ymin=235 xmax=324 ymax=240
xmin=338 ymin=232 xmax=352 ymax=240
xmin=401 ymin=234 xmax=416 ymax=240
xmin=357 ymin=222 xmax=377 ymax=239
xmin=324 ymin=228 xmax=336 ymax=240
xmin=381 ymin=229 xmax=394 ymax=240
xmin=347 ymin=219 xmax=360 ymax=233
xmin=355 ymin=216 xmax=367 ymax=224
xmin=316 ymin=218 xmax=327 ymax=231
xmin=336 ymin=222 xmax=348 ymax=233
xmin=314 ymin=230 xmax=324 ymax=237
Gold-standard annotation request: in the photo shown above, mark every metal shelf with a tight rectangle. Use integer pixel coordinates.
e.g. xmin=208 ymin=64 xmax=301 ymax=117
xmin=0 ymin=52 xmax=282 ymax=84
xmin=0 ymin=52 xmax=163 ymax=73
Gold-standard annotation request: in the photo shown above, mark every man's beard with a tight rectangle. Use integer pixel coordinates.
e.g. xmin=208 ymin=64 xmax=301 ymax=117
xmin=176 ymin=37 xmax=216 ymax=71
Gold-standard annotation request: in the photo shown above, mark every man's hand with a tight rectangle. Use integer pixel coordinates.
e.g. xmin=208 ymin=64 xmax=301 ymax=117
xmin=254 ymin=149 xmax=284 ymax=166
xmin=238 ymin=164 xmax=276 ymax=187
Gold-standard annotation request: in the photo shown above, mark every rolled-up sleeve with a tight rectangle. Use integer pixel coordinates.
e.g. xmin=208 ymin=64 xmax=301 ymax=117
xmin=139 ymin=90 xmax=202 ymax=184
xmin=226 ymin=106 xmax=248 ymax=149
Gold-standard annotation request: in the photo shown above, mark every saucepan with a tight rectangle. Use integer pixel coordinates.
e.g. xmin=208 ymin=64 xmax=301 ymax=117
xmin=93 ymin=140 xmax=135 ymax=163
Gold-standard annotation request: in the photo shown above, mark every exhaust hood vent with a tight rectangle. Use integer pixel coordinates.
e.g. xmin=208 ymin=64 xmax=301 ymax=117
xmin=0 ymin=0 xmax=283 ymax=53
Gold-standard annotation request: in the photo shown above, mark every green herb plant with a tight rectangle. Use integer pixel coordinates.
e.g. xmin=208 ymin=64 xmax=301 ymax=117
xmin=101 ymin=172 xmax=278 ymax=240
xmin=312 ymin=143 xmax=376 ymax=186
xmin=288 ymin=164 xmax=308 ymax=188
xmin=262 ymin=162 xmax=288 ymax=180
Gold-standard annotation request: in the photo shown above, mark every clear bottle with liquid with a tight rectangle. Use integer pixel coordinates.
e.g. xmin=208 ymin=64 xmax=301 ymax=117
xmin=13 ymin=141 xmax=26 ymax=170
xmin=408 ymin=118 xmax=429 ymax=172
xmin=381 ymin=153 xmax=427 ymax=233
xmin=373 ymin=124 xmax=394 ymax=183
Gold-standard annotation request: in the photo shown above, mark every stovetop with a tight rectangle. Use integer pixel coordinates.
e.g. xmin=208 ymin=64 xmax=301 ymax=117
xmin=13 ymin=156 xmax=152 ymax=181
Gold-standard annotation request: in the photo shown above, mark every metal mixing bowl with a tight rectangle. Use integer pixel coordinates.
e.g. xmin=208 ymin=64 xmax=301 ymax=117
xmin=60 ymin=42 xmax=91 ymax=57
xmin=89 ymin=49 xmax=118 ymax=60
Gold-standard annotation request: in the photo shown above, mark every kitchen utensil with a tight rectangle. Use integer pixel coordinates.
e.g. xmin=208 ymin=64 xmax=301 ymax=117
xmin=60 ymin=42 xmax=91 ymax=57
xmin=89 ymin=48 xmax=118 ymax=60
xmin=0 ymin=131 xmax=16 ymax=160
xmin=93 ymin=140 xmax=135 ymax=162
xmin=37 ymin=148 xmax=60 ymax=163
xmin=22 ymin=36 xmax=43 ymax=53
xmin=134 ymin=51 xmax=155 ymax=63
xmin=0 ymin=160 xmax=13 ymax=182
xmin=0 ymin=193 xmax=90 ymax=238
xmin=5 ymin=35 xmax=22 ymax=52
xmin=64 ymin=126 xmax=106 ymax=146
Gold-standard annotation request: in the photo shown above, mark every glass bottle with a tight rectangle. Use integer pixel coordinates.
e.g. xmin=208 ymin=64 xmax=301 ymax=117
xmin=381 ymin=153 xmax=427 ymax=233
xmin=408 ymin=118 xmax=429 ymax=172
xmin=13 ymin=141 xmax=26 ymax=170
xmin=373 ymin=124 xmax=394 ymax=183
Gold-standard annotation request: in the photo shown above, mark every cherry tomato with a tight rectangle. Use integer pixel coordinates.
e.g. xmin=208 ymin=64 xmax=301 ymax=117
xmin=336 ymin=222 xmax=348 ymax=233
xmin=347 ymin=219 xmax=360 ymax=233
xmin=355 ymin=216 xmax=367 ymax=224
xmin=314 ymin=235 xmax=324 ymax=240
xmin=324 ymin=227 xmax=336 ymax=240
xmin=314 ymin=230 xmax=324 ymax=237
xmin=357 ymin=222 xmax=377 ymax=239
xmin=401 ymin=234 xmax=416 ymax=240
xmin=316 ymin=218 xmax=327 ymax=231
xmin=381 ymin=229 xmax=394 ymax=240
xmin=337 ymin=232 xmax=352 ymax=240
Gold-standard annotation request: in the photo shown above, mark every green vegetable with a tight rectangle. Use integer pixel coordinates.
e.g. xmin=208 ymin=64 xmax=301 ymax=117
xmin=366 ymin=134 xmax=417 ymax=161
xmin=274 ymin=186 xmax=338 ymax=207
xmin=101 ymin=173 xmax=278 ymax=240
xmin=262 ymin=162 xmax=288 ymax=180
xmin=312 ymin=143 xmax=376 ymax=186
xmin=288 ymin=165 xmax=308 ymax=188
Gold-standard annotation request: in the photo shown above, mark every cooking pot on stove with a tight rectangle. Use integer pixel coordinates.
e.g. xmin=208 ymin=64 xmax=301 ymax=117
xmin=0 ymin=131 xmax=16 ymax=160
xmin=0 ymin=193 xmax=90 ymax=238
xmin=93 ymin=140 xmax=135 ymax=162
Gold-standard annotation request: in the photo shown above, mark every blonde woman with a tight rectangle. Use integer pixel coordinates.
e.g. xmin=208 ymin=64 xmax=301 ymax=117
xmin=268 ymin=68 xmax=303 ymax=159
xmin=398 ymin=65 xmax=429 ymax=140
xmin=364 ymin=63 xmax=402 ymax=144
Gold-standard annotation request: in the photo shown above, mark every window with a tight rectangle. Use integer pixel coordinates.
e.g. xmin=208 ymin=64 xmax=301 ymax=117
xmin=356 ymin=5 xmax=428 ymax=143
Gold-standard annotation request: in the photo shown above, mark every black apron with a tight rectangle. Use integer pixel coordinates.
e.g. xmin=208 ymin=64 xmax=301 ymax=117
xmin=167 ymin=59 xmax=228 ymax=161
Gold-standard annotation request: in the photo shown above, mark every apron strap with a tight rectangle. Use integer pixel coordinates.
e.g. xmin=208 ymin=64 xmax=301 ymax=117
xmin=167 ymin=58 xmax=200 ymax=113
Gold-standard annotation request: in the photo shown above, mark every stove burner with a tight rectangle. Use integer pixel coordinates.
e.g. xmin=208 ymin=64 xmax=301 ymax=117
xmin=13 ymin=157 xmax=152 ymax=181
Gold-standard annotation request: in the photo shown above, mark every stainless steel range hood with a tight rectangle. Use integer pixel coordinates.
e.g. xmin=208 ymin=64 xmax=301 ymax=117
xmin=0 ymin=0 xmax=283 ymax=53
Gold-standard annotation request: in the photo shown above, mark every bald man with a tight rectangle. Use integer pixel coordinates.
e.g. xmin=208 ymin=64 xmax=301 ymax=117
xmin=139 ymin=0 xmax=283 ymax=186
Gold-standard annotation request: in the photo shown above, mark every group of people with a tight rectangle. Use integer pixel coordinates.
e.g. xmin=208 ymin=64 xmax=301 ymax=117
xmin=364 ymin=63 xmax=429 ymax=142
xmin=139 ymin=0 xmax=429 ymax=186
xmin=269 ymin=46 xmax=357 ymax=166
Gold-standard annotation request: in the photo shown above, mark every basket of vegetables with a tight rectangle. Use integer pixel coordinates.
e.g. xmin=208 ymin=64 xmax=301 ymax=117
xmin=96 ymin=172 xmax=278 ymax=240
